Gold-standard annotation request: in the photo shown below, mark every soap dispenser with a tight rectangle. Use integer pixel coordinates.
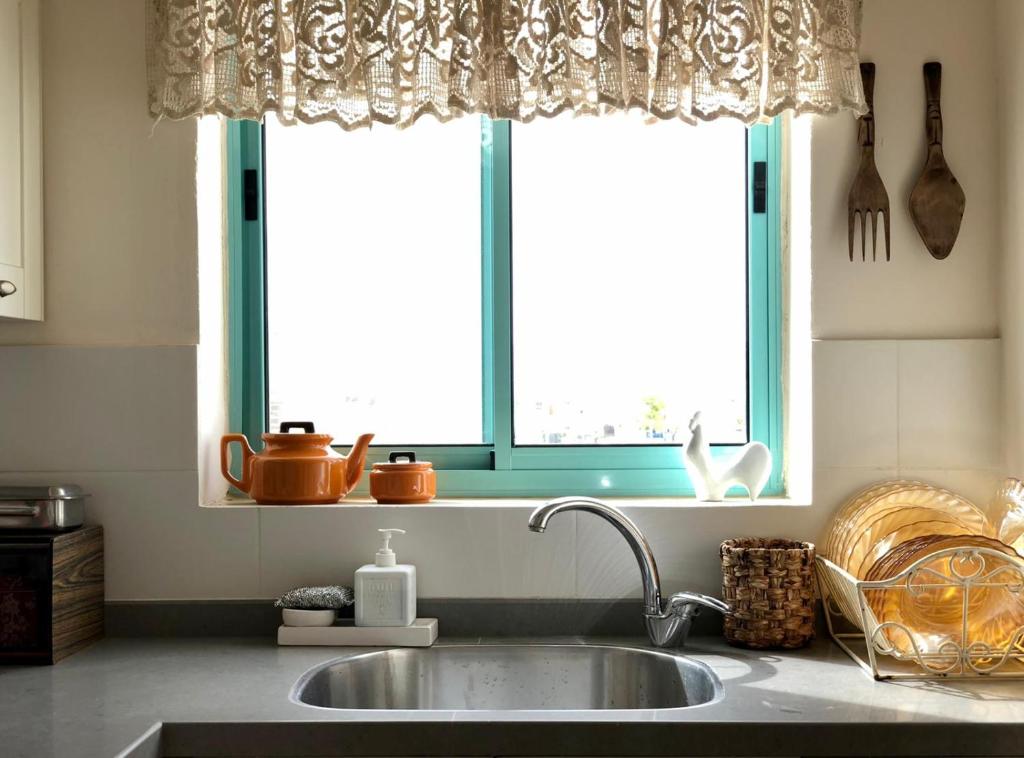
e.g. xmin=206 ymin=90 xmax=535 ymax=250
xmin=354 ymin=528 xmax=416 ymax=627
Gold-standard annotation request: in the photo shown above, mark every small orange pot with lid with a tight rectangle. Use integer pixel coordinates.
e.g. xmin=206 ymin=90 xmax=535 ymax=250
xmin=370 ymin=452 xmax=437 ymax=504
xmin=220 ymin=422 xmax=374 ymax=505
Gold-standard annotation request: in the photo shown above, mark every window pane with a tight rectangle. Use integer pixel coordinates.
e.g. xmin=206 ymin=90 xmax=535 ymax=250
xmin=265 ymin=116 xmax=484 ymax=444
xmin=511 ymin=115 xmax=748 ymax=446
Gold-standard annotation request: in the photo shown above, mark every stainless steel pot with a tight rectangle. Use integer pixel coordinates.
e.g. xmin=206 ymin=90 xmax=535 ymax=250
xmin=0 ymin=485 xmax=87 ymax=530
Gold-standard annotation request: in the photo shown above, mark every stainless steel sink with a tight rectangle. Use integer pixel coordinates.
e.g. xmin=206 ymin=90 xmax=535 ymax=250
xmin=292 ymin=644 xmax=721 ymax=710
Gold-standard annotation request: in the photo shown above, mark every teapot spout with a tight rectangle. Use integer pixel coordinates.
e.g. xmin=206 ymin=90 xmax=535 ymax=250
xmin=345 ymin=433 xmax=375 ymax=493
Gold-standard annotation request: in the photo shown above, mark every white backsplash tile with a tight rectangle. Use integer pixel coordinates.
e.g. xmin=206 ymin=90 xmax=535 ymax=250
xmin=0 ymin=337 xmax=1005 ymax=601
xmin=812 ymin=466 xmax=899 ymax=509
xmin=0 ymin=470 xmax=260 ymax=600
xmin=897 ymin=339 xmax=1002 ymax=469
xmin=576 ymin=506 xmax=808 ymax=599
xmin=0 ymin=346 xmax=197 ymax=473
xmin=813 ymin=341 xmax=899 ymax=468
xmin=574 ymin=468 xmax=898 ymax=597
xmin=258 ymin=505 xmax=576 ymax=599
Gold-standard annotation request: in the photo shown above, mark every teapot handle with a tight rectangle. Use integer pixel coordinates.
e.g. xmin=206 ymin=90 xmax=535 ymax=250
xmin=220 ymin=434 xmax=255 ymax=494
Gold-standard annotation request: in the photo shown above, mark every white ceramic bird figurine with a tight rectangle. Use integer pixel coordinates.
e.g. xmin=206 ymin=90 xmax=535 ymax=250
xmin=683 ymin=412 xmax=771 ymax=501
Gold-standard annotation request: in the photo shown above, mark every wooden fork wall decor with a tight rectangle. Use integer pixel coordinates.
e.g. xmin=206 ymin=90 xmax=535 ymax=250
xmin=847 ymin=62 xmax=891 ymax=262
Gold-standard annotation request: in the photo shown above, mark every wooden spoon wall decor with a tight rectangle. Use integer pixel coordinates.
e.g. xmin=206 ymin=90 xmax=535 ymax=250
xmin=909 ymin=62 xmax=966 ymax=260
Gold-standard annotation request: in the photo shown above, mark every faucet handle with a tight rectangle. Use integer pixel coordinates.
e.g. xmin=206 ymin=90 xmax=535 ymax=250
xmin=644 ymin=591 xmax=731 ymax=648
xmin=665 ymin=592 xmax=731 ymax=617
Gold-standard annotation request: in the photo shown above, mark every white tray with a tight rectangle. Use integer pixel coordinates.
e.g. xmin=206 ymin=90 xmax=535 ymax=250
xmin=277 ymin=618 xmax=438 ymax=647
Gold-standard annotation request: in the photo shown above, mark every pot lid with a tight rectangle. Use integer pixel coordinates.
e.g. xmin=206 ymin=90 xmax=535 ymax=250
xmin=0 ymin=484 xmax=88 ymax=501
xmin=373 ymin=451 xmax=433 ymax=470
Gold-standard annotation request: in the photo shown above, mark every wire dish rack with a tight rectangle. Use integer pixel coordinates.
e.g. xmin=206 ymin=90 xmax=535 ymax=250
xmin=817 ymin=547 xmax=1024 ymax=680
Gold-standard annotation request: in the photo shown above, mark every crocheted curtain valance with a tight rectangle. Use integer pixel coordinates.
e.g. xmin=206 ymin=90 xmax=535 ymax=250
xmin=146 ymin=0 xmax=866 ymax=130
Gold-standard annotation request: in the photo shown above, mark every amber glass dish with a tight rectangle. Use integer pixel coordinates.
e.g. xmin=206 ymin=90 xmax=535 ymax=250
xmin=865 ymin=536 xmax=1024 ymax=656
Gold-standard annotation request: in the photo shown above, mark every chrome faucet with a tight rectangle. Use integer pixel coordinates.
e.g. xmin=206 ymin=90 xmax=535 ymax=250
xmin=527 ymin=496 xmax=730 ymax=648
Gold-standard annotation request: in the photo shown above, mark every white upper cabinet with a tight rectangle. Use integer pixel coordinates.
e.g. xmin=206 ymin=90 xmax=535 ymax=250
xmin=0 ymin=0 xmax=41 ymax=321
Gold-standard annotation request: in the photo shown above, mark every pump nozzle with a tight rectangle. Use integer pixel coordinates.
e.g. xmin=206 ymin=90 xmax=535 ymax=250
xmin=375 ymin=528 xmax=406 ymax=567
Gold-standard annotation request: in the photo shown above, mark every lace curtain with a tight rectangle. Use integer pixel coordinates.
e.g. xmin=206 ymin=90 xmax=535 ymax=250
xmin=147 ymin=0 xmax=866 ymax=130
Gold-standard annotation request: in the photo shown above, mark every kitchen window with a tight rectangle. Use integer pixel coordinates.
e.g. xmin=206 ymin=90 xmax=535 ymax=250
xmin=226 ymin=114 xmax=782 ymax=498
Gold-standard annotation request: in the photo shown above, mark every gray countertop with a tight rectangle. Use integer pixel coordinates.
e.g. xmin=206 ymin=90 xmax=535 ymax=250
xmin=2 ymin=636 xmax=1023 ymax=758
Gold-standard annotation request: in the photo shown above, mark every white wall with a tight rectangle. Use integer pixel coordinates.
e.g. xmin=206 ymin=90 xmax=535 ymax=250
xmin=812 ymin=0 xmax=999 ymax=339
xmin=996 ymin=0 xmax=1024 ymax=475
xmin=0 ymin=0 xmax=1008 ymax=602
xmin=0 ymin=0 xmax=199 ymax=346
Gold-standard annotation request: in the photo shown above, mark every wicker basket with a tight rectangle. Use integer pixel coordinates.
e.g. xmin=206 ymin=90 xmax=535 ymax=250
xmin=720 ymin=538 xmax=816 ymax=649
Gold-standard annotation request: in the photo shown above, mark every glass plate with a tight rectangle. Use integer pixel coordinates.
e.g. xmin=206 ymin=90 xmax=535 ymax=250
xmin=844 ymin=508 xmax=974 ymax=579
xmin=865 ymin=534 xmax=948 ymax=582
xmin=824 ymin=480 xmax=920 ymax=562
xmin=865 ymin=537 xmax=1024 ymax=658
xmin=989 ymin=478 xmax=1024 ymax=555
xmin=832 ymin=485 xmax=992 ymax=576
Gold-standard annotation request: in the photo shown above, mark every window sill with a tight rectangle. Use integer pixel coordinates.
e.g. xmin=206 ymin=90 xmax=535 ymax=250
xmin=203 ymin=495 xmax=811 ymax=509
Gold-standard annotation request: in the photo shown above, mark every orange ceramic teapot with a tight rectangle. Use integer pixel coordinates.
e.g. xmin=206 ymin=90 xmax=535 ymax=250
xmin=220 ymin=422 xmax=374 ymax=504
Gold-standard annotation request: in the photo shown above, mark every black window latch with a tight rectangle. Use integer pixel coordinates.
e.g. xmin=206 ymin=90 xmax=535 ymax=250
xmin=243 ymin=169 xmax=260 ymax=221
xmin=752 ymin=161 xmax=767 ymax=214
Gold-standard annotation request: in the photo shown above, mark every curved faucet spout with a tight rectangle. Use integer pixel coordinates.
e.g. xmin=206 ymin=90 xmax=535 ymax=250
xmin=528 ymin=497 xmax=730 ymax=648
xmin=527 ymin=497 xmax=663 ymax=617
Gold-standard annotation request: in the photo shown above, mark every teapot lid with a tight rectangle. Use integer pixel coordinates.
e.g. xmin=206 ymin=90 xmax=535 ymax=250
xmin=278 ymin=421 xmax=317 ymax=434
xmin=262 ymin=421 xmax=333 ymax=445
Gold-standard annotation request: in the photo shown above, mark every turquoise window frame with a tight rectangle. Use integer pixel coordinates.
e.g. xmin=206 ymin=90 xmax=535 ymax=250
xmin=226 ymin=117 xmax=783 ymax=498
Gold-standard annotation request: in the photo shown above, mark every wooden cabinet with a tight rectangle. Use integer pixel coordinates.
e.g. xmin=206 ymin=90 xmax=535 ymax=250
xmin=0 ymin=526 xmax=104 ymax=664
xmin=0 ymin=0 xmax=42 ymax=321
